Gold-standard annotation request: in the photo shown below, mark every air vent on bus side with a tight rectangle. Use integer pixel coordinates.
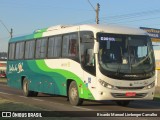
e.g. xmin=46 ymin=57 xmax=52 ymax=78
xmin=34 ymin=25 xmax=72 ymax=33
xmin=47 ymin=25 xmax=72 ymax=31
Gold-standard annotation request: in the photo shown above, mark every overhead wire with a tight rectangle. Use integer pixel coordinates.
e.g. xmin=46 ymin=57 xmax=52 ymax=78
xmin=101 ymin=9 xmax=160 ymax=21
xmin=87 ymin=0 xmax=96 ymax=11
xmin=74 ymin=8 xmax=160 ymax=25
xmin=104 ymin=16 xmax=160 ymax=25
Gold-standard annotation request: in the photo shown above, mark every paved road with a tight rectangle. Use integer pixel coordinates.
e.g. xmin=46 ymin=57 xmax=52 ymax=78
xmin=0 ymin=83 xmax=160 ymax=119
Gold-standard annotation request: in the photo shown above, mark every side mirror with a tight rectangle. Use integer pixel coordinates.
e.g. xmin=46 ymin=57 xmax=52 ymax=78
xmin=94 ymin=42 xmax=99 ymax=54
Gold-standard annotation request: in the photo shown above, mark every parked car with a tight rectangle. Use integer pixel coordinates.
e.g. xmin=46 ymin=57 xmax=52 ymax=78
xmin=0 ymin=71 xmax=6 ymax=78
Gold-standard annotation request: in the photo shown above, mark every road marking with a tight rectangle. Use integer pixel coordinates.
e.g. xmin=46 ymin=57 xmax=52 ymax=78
xmin=18 ymin=96 xmax=28 ymax=99
xmin=0 ymin=84 xmax=7 ymax=86
xmin=47 ymin=101 xmax=65 ymax=106
xmin=0 ymin=91 xmax=101 ymax=111
xmin=31 ymin=98 xmax=44 ymax=102
xmin=0 ymin=91 xmax=65 ymax=106
xmin=0 ymin=91 xmax=12 ymax=95
xmin=73 ymin=106 xmax=93 ymax=111
xmin=0 ymin=91 xmax=53 ymax=111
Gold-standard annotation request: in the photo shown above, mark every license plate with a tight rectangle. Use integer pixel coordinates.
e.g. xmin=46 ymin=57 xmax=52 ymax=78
xmin=125 ymin=92 xmax=136 ymax=97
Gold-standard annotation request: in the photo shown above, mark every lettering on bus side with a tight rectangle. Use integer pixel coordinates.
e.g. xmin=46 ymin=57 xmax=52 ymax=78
xmin=61 ymin=62 xmax=70 ymax=67
xmin=9 ymin=64 xmax=18 ymax=72
xmin=9 ymin=62 xmax=24 ymax=73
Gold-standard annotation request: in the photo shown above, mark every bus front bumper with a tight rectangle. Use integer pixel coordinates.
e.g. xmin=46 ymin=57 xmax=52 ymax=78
xmin=95 ymin=87 xmax=155 ymax=100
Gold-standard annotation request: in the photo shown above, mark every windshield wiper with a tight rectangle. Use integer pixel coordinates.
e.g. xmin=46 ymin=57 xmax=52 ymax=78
xmin=116 ymin=63 xmax=122 ymax=76
xmin=116 ymin=47 xmax=123 ymax=76
xmin=132 ymin=51 xmax=152 ymax=68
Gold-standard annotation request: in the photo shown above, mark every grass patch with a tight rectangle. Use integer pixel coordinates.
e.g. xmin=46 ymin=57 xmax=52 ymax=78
xmin=154 ymin=94 xmax=160 ymax=101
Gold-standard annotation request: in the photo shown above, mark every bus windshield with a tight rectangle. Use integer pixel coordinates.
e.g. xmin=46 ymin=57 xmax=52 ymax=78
xmin=98 ymin=33 xmax=155 ymax=80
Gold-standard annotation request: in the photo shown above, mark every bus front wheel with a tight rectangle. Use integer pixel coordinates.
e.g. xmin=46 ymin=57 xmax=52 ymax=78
xmin=68 ymin=81 xmax=83 ymax=106
xmin=22 ymin=78 xmax=38 ymax=97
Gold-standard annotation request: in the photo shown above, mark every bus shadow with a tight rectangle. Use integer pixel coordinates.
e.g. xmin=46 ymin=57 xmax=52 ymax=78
xmin=36 ymin=93 xmax=68 ymax=98
xmin=35 ymin=93 xmax=160 ymax=110
xmin=126 ymin=100 xmax=160 ymax=110
xmin=81 ymin=100 xmax=117 ymax=106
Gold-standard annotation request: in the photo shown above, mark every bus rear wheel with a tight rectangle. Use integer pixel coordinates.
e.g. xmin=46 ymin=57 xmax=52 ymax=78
xmin=22 ymin=78 xmax=38 ymax=97
xmin=116 ymin=100 xmax=130 ymax=106
xmin=68 ymin=81 xmax=83 ymax=106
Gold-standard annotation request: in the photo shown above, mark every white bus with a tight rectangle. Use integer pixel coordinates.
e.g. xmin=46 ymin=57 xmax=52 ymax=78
xmin=7 ymin=24 xmax=155 ymax=106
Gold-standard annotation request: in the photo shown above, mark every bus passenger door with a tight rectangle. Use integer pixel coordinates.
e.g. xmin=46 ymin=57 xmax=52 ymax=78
xmin=79 ymin=31 xmax=97 ymax=99
xmin=81 ymin=48 xmax=97 ymax=100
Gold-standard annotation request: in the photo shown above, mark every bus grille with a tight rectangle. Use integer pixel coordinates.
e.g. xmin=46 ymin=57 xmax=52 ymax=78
xmin=111 ymin=93 xmax=147 ymax=98
xmin=116 ymin=86 xmax=145 ymax=90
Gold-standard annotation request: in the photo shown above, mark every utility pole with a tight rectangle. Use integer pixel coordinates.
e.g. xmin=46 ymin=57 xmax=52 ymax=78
xmin=87 ymin=0 xmax=100 ymax=24
xmin=10 ymin=28 xmax=13 ymax=38
xmin=96 ymin=3 xmax=100 ymax=24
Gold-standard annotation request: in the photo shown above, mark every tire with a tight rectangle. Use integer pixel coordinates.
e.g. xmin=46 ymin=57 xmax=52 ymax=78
xmin=22 ymin=78 xmax=38 ymax=97
xmin=116 ymin=100 xmax=130 ymax=106
xmin=68 ymin=81 xmax=83 ymax=106
xmin=32 ymin=91 xmax=38 ymax=96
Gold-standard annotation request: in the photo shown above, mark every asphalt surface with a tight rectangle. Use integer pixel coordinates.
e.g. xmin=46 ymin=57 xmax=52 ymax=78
xmin=0 ymin=82 xmax=160 ymax=120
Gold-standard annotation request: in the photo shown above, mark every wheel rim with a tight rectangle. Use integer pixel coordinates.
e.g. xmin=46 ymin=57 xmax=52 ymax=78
xmin=70 ymin=87 xmax=78 ymax=101
xmin=23 ymin=82 xmax=27 ymax=93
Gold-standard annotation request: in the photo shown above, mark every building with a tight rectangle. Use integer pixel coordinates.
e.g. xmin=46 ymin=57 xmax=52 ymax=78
xmin=140 ymin=27 xmax=160 ymax=87
xmin=0 ymin=59 xmax=7 ymax=77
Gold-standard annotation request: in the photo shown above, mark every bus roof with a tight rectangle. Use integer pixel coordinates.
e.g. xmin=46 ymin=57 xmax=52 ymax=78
xmin=9 ymin=24 xmax=148 ymax=43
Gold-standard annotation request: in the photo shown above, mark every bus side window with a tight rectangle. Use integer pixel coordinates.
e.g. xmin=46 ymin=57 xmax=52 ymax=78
xmin=8 ymin=43 xmax=15 ymax=60
xmin=25 ymin=40 xmax=35 ymax=59
xmin=15 ymin=42 xmax=25 ymax=60
xmin=80 ymin=31 xmax=95 ymax=75
xmin=35 ymin=38 xmax=47 ymax=59
xmin=62 ymin=33 xmax=79 ymax=59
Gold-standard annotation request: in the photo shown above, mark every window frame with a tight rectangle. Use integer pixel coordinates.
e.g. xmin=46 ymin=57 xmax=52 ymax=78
xmin=47 ymin=35 xmax=62 ymax=59
xmin=35 ymin=37 xmax=48 ymax=59
xmin=62 ymin=32 xmax=79 ymax=60
xmin=24 ymin=40 xmax=36 ymax=60
xmin=8 ymin=31 xmax=83 ymax=62
xmin=8 ymin=43 xmax=16 ymax=60
xmin=15 ymin=41 xmax=25 ymax=60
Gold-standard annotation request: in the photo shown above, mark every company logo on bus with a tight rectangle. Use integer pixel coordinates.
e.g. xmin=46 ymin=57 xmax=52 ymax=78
xmin=9 ymin=62 xmax=24 ymax=73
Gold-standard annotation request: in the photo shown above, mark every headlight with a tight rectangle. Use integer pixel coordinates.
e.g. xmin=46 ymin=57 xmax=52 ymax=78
xmin=99 ymin=79 xmax=117 ymax=89
xmin=144 ymin=82 xmax=155 ymax=89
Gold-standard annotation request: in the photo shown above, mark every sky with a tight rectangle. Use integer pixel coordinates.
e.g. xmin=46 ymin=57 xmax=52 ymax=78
xmin=1 ymin=0 xmax=160 ymax=52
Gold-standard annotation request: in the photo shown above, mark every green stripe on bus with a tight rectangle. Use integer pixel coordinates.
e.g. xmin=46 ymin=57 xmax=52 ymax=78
xmin=35 ymin=60 xmax=95 ymax=100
